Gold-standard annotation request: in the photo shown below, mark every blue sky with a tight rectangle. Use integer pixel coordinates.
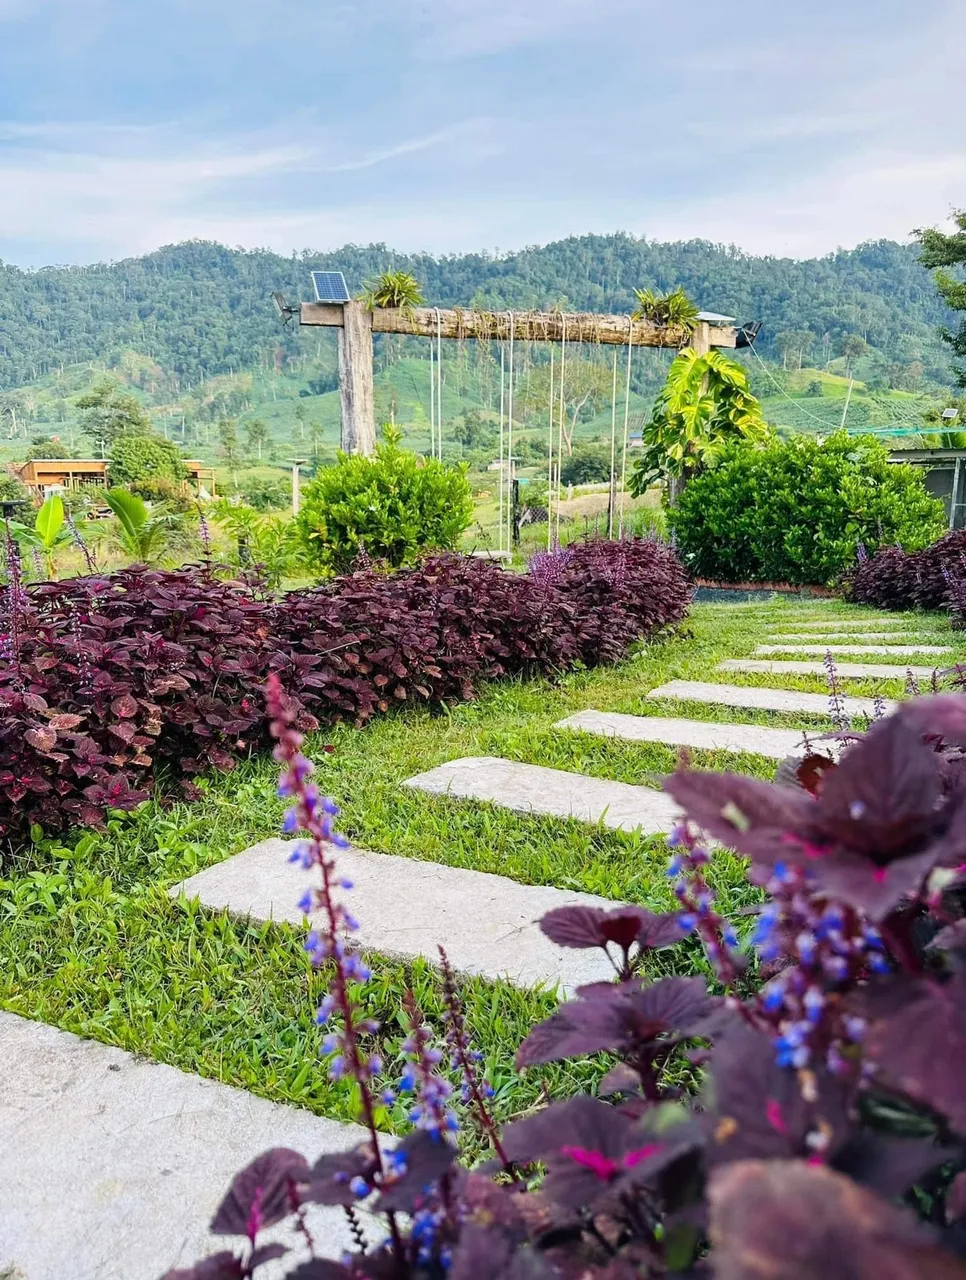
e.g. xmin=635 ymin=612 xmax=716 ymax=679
xmin=1 ymin=0 xmax=964 ymax=267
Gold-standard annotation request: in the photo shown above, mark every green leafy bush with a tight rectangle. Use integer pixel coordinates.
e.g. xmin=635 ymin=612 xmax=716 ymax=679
xmin=668 ymin=432 xmax=946 ymax=586
xmin=559 ymin=444 xmax=613 ymax=486
xmin=239 ymin=474 xmax=290 ymax=511
xmin=296 ymin=429 xmax=473 ymax=574
xmin=108 ymin=433 xmax=187 ymax=487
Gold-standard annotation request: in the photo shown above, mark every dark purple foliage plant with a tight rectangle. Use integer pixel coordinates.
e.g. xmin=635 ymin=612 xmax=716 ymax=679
xmin=845 ymin=529 xmax=966 ymax=614
xmin=0 ymin=539 xmax=688 ymax=843
xmin=170 ymin=687 xmax=966 ymax=1280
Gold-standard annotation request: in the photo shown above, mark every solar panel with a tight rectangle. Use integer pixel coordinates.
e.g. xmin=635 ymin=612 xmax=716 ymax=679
xmin=311 ymin=271 xmax=351 ymax=303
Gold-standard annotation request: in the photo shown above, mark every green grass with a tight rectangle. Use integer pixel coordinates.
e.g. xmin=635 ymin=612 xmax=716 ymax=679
xmin=2 ymin=597 xmax=963 ymax=1147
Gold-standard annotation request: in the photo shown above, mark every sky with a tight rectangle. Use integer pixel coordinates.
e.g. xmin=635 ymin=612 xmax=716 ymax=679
xmin=0 ymin=0 xmax=964 ymax=268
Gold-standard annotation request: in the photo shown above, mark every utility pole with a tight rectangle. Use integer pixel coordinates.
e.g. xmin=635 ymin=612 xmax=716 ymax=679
xmin=291 ymin=459 xmax=308 ymax=515
xmin=840 ymin=377 xmax=855 ymax=430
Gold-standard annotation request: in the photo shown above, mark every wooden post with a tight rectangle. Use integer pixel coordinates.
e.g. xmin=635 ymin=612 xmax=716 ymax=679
xmin=338 ymin=301 xmax=376 ymax=455
xmin=689 ymin=321 xmax=712 ymax=357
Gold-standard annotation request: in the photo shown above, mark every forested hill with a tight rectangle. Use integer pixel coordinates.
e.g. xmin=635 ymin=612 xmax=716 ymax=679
xmin=0 ymin=234 xmax=952 ymax=391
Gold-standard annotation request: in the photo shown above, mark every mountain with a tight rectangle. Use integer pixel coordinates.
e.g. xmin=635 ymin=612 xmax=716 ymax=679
xmin=0 ymin=234 xmax=954 ymax=393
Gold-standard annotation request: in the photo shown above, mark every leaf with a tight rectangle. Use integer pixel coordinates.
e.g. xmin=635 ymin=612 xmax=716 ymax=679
xmin=161 ymin=1253 xmax=245 ymax=1280
xmin=708 ymin=1159 xmax=966 ymax=1280
xmin=111 ymin=694 xmax=139 ymax=718
xmin=35 ymin=494 xmax=65 ymax=548
xmin=248 ymin=1243 xmax=289 ymax=1268
xmin=376 ymin=1130 xmax=457 ymax=1212
xmin=48 ymin=713 xmax=83 ymax=730
xmin=864 ymin=974 xmax=966 ymax=1134
xmin=538 ymin=904 xmax=683 ymax=952
xmin=24 ymin=726 xmax=57 ymax=753
xmin=209 ymin=1148 xmax=310 ymax=1234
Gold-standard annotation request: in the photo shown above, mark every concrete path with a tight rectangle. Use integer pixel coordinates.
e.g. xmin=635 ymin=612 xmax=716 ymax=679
xmin=755 ymin=643 xmax=951 ymax=657
xmin=719 ymin=659 xmax=936 ymax=679
xmin=404 ymin=756 xmax=680 ymax=835
xmin=554 ymin=710 xmax=810 ymax=760
xmin=768 ymin=632 xmax=923 ymax=644
xmin=0 ymin=1013 xmax=370 ymax=1280
xmin=647 ymin=680 xmax=891 ymax=719
xmin=173 ymin=840 xmax=624 ymax=993
xmin=765 ymin=619 xmax=917 ymax=631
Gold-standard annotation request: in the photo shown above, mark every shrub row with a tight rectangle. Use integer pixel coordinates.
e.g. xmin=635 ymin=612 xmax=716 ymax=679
xmin=843 ymin=529 xmax=966 ymax=612
xmin=0 ymin=538 xmax=689 ymax=842
xmin=668 ymin=434 xmax=947 ymax=587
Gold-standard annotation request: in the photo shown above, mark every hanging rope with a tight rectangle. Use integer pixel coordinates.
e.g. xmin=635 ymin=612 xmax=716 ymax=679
xmin=506 ymin=311 xmax=515 ymax=553
xmin=547 ymin=347 xmax=555 ymax=552
xmin=618 ymin=316 xmax=634 ymax=537
xmin=608 ymin=348 xmax=619 ymax=538
xmin=428 ymin=346 xmax=436 ymax=459
xmin=556 ymin=314 xmax=567 ymax=545
xmin=434 ymin=307 xmax=444 ymax=460
xmin=498 ymin=346 xmax=506 ymax=554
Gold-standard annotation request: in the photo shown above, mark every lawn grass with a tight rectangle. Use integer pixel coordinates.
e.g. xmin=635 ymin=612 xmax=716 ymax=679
xmin=2 ymin=596 xmax=962 ymax=1146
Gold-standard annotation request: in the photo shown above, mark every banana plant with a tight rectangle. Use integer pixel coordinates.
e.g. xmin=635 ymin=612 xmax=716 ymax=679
xmin=104 ymin=487 xmax=187 ymax=564
xmin=11 ymin=494 xmax=72 ymax=578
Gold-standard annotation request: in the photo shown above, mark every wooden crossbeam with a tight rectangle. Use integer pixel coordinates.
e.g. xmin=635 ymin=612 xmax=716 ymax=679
xmin=299 ymin=303 xmax=736 ymax=350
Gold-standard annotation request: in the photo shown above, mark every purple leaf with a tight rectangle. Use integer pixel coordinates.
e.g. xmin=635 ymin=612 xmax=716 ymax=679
xmin=708 ymin=1159 xmax=966 ymax=1280
xmin=538 ymin=904 xmax=682 ymax=952
xmin=209 ymin=1148 xmax=309 ymax=1235
xmin=376 ymin=1129 xmax=457 ymax=1212
xmin=161 ymin=1253 xmax=245 ymax=1280
xmin=864 ymin=974 xmax=966 ymax=1134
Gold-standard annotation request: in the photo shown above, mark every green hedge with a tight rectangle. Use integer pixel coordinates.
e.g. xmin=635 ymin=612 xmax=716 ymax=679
xmin=296 ymin=431 xmax=473 ymax=574
xmin=668 ymin=432 xmax=946 ymax=586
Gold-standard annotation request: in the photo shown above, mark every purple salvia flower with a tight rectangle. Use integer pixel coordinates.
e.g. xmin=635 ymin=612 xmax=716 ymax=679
xmin=823 ymin=650 xmax=849 ymax=733
xmin=65 ymin=511 xmax=96 ymax=573
xmin=397 ymin=993 xmax=459 ymax=1138
xmin=666 ymin=820 xmax=741 ymax=986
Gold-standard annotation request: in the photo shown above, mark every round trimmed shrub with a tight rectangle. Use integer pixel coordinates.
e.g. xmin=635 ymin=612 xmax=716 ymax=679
xmin=668 ymin=432 xmax=946 ymax=587
xmin=296 ymin=431 xmax=473 ymax=575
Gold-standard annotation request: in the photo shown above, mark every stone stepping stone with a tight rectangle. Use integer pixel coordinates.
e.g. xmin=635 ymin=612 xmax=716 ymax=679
xmin=0 ymin=1012 xmax=371 ymax=1280
xmin=756 ymin=643 xmax=951 ymax=657
xmin=555 ymin=710 xmax=810 ymax=760
xmin=766 ymin=619 xmax=916 ymax=631
xmin=720 ymin=659 xmax=936 ymax=680
xmin=769 ymin=632 xmax=924 ymax=644
xmin=647 ymin=680 xmax=892 ymax=719
xmin=173 ymin=839 xmax=623 ymax=993
xmin=404 ymin=756 xmax=680 ymax=836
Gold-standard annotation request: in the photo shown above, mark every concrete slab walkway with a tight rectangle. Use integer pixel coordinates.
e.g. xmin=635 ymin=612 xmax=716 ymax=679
xmin=755 ymin=643 xmax=951 ymax=657
xmin=765 ymin=620 xmax=917 ymax=631
xmin=719 ymin=659 xmax=936 ymax=680
xmin=768 ymin=633 xmax=924 ymax=644
xmin=647 ymin=680 xmax=891 ymax=719
xmin=554 ymin=710 xmax=810 ymax=760
xmin=173 ymin=840 xmax=624 ymax=992
xmin=0 ymin=1013 xmax=369 ymax=1280
xmin=404 ymin=756 xmax=680 ymax=835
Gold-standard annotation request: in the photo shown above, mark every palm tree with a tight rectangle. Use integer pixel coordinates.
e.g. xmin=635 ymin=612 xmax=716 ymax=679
xmin=104 ymin=488 xmax=187 ymax=564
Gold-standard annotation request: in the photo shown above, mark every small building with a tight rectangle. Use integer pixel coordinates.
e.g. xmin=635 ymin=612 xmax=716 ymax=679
xmin=14 ymin=457 xmax=216 ymax=499
xmin=888 ymin=448 xmax=966 ymax=530
xmin=15 ymin=459 xmax=108 ymax=494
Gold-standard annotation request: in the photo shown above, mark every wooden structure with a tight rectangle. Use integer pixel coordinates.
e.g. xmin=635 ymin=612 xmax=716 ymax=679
xmin=15 ymin=457 xmax=216 ymax=498
xmin=888 ymin=447 xmax=966 ymax=530
xmin=298 ymin=301 xmax=741 ymax=456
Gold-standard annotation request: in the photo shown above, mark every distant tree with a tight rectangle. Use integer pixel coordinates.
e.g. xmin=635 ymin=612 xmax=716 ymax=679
xmin=25 ymin=433 xmax=77 ymax=460
xmin=560 ymin=444 xmax=613 ymax=486
xmin=76 ymin=380 xmax=152 ymax=446
xmin=294 ymin=402 xmax=306 ymax=441
xmin=453 ymin=408 xmax=496 ymax=450
xmin=840 ymin=334 xmax=869 ymax=376
xmin=775 ymin=329 xmax=815 ymax=370
xmin=218 ymin=417 xmax=241 ymax=486
xmin=246 ymin=418 xmax=270 ymax=461
xmin=916 ymin=209 xmax=966 ymax=385
xmin=108 ymin=433 xmax=187 ymax=487
xmin=521 ymin=359 xmax=612 ymax=455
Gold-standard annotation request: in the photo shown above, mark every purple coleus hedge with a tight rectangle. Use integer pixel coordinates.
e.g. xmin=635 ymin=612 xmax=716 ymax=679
xmin=844 ymin=529 xmax=966 ymax=615
xmin=169 ymin=690 xmax=966 ymax=1280
xmin=0 ymin=536 xmax=689 ymax=842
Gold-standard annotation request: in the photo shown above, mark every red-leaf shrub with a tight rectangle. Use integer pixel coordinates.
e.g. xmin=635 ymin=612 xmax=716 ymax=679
xmin=0 ymin=539 xmax=688 ymax=839
xmin=844 ymin=529 xmax=966 ymax=612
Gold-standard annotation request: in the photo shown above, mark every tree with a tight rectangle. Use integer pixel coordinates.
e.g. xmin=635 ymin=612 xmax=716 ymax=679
xmin=75 ymin=380 xmax=152 ymax=446
xmin=560 ymin=443 xmax=612 ymax=486
xmin=108 ymin=433 xmax=187 ymax=487
xmin=218 ymin=417 xmax=240 ymax=486
xmin=521 ymin=359 xmax=612 ymax=455
xmin=294 ymin=403 xmax=306 ymax=441
xmin=840 ymin=334 xmax=869 ymax=376
xmin=246 ymin=418 xmax=270 ymax=461
xmin=775 ymin=329 xmax=815 ymax=371
xmin=452 ymin=408 xmax=496 ymax=451
xmin=916 ymin=209 xmax=966 ymax=385
xmin=25 ymin=433 xmax=76 ymax=460
xmin=629 ymin=349 xmax=769 ymax=499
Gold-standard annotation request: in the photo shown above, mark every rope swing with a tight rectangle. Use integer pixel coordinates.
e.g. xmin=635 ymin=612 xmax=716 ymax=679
xmin=618 ymin=317 xmax=634 ymax=537
xmin=506 ymin=312 xmax=515 ymax=553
